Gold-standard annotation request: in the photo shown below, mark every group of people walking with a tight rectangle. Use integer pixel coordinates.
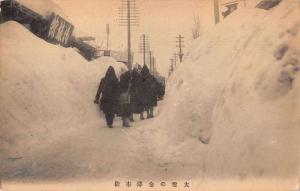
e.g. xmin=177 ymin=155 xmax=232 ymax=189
xmin=94 ymin=64 xmax=165 ymax=128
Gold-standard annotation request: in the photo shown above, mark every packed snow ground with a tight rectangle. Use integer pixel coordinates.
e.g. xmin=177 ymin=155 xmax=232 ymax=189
xmin=1 ymin=0 xmax=300 ymax=190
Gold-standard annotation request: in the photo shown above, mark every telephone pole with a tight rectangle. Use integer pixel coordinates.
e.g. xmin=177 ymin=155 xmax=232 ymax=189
xmin=176 ymin=35 xmax=184 ymax=63
xmin=214 ymin=0 xmax=220 ymax=24
xmin=106 ymin=24 xmax=110 ymax=51
xmin=149 ymin=51 xmax=152 ymax=72
xmin=174 ymin=53 xmax=177 ymax=68
xmin=152 ymin=57 xmax=156 ymax=74
xmin=119 ymin=0 xmax=139 ymax=70
xmin=139 ymin=34 xmax=149 ymax=66
xmin=169 ymin=58 xmax=174 ymax=77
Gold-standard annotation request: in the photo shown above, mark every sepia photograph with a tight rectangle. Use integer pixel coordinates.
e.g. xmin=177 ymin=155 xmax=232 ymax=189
xmin=0 ymin=0 xmax=300 ymax=190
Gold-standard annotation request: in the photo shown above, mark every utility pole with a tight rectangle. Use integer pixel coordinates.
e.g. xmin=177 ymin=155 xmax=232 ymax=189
xmin=152 ymin=57 xmax=156 ymax=74
xmin=119 ymin=0 xmax=139 ymax=70
xmin=214 ymin=0 xmax=220 ymax=24
xmin=176 ymin=35 xmax=184 ymax=63
xmin=106 ymin=24 xmax=110 ymax=51
xmin=174 ymin=53 xmax=177 ymax=68
xmin=149 ymin=51 xmax=152 ymax=72
xmin=169 ymin=58 xmax=174 ymax=77
xmin=144 ymin=35 xmax=147 ymax=66
xmin=139 ymin=34 xmax=149 ymax=66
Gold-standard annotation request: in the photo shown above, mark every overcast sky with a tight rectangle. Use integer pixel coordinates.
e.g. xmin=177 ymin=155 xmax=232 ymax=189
xmin=52 ymin=0 xmax=220 ymax=76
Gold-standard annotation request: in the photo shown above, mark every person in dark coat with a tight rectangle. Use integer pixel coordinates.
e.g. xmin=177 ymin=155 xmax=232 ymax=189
xmin=130 ymin=67 xmax=145 ymax=120
xmin=94 ymin=66 xmax=120 ymax=128
xmin=119 ymin=70 xmax=132 ymax=127
xmin=140 ymin=65 xmax=158 ymax=118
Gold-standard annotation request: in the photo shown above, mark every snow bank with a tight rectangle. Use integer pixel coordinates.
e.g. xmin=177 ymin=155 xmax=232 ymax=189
xmin=0 ymin=21 xmax=127 ymax=179
xmin=146 ymin=0 xmax=300 ymax=187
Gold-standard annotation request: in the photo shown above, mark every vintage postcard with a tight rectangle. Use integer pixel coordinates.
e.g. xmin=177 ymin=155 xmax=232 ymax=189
xmin=0 ymin=0 xmax=299 ymax=190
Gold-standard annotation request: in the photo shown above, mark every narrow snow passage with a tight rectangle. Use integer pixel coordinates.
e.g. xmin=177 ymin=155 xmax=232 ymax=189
xmin=1 ymin=0 xmax=300 ymax=190
xmin=43 ymin=103 xmax=170 ymax=180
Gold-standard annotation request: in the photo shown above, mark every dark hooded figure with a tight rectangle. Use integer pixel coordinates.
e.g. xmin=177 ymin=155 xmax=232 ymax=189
xmin=140 ymin=65 xmax=158 ymax=118
xmin=94 ymin=66 xmax=120 ymax=128
xmin=130 ymin=67 xmax=145 ymax=120
xmin=119 ymin=70 xmax=132 ymax=127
